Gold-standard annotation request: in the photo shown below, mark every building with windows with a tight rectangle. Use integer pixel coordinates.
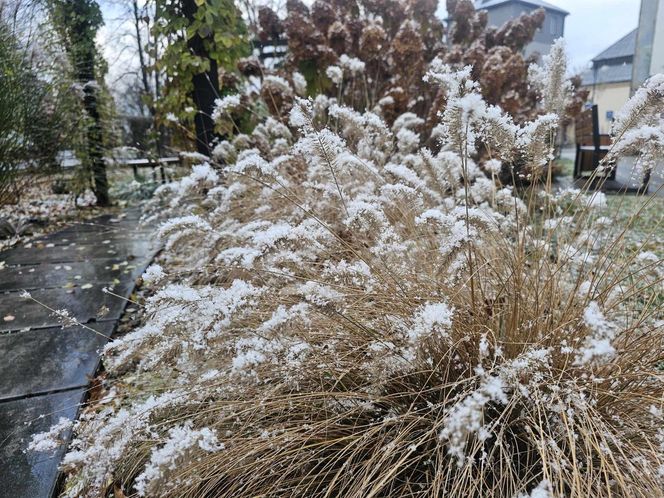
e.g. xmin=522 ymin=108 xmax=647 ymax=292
xmin=580 ymin=29 xmax=636 ymax=134
xmin=474 ymin=0 xmax=569 ymax=59
xmin=578 ymin=0 xmax=664 ymax=135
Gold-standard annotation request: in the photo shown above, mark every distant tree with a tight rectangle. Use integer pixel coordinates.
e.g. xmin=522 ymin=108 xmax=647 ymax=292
xmin=0 ymin=18 xmax=76 ymax=204
xmin=131 ymin=0 xmax=155 ymax=117
xmin=181 ymin=0 xmax=221 ymax=155
xmin=154 ymin=0 xmax=250 ymax=155
xmin=49 ymin=0 xmax=110 ymax=205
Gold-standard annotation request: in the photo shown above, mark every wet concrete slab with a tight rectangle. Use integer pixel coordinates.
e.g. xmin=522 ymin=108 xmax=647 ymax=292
xmin=0 ymin=282 xmax=133 ymax=333
xmin=30 ymin=228 xmax=155 ymax=247
xmin=49 ymin=224 xmax=129 ymax=237
xmin=0 ymin=239 xmax=156 ymax=265
xmin=52 ymin=209 xmax=145 ymax=231
xmin=0 ymin=389 xmax=84 ymax=498
xmin=52 ymin=217 xmax=151 ymax=233
xmin=616 ymin=156 xmax=664 ymax=196
xmin=0 ymin=205 xmax=156 ymax=496
xmin=0 ymin=259 xmax=145 ymax=292
xmin=36 ymin=217 xmax=148 ymax=243
xmin=0 ymin=322 xmax=115 ymax=401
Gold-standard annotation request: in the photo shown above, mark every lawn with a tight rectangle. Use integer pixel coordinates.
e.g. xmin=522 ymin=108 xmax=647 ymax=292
xmin=603 ymin=193 xmax=664 ymax=255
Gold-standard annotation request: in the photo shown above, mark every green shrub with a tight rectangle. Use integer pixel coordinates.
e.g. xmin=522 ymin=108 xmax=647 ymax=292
xmin=0 ymin=21 xmax=77 ymax=204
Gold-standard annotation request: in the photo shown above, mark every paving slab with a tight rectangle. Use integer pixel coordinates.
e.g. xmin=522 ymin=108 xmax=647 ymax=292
xmin=58 ymin=207 xmax=143 ymax=227
xmin=50 ymin=223 xmax=128 ymax=236
xmin=0 ymin=239 xmax=156 ymax=265
xmin=51 ymin=210 xmax=146 ymax=232
xmin=0 ymin=322 xmax=115 ymax=401
xmin=0 ymin=389 xmax=85 ymax=498
xmin=29 ymin=228 xmax=155 ymax=247
xmin=0 ymin=282 xmax=133 ymax=333
xmin=26 ymin=207 xmax=150 ymax=238
xmin=51 ymin=217 xmax=150 ymax=232
xmin=616 ymin=156 xmax=664 ymax=196
xmin=0 ymin=205 xmax=156 ymax=497
xmin=559 ymin=149 xmax=664 ymax=197
xmin=0 ymin=259 xmax=145 ymax=292
xmin=49 ymin=213 xmax=139 ymax=228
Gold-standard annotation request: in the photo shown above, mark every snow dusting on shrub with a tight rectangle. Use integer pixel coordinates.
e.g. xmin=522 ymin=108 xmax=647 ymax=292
xmin=43 ymin=52 xmax=664 ymax=498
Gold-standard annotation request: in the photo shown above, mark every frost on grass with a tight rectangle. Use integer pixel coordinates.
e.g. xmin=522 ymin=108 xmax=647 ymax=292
xmin=575 ymin=301 xmax=617 ymax=365
xmin=211 ymin=94 xmax=241 ymax=122
xmin=439 ymin=375 xmax=507 ymax=464
xmin=517 ymin=480 xmax=553 ymax=498
xmin=134 ymin=424 xmax=223 ymax=496
xmin=142 ymin=264 xmax=165 ymax=285
xmin=407 ymin=302 xmax=454 ymax=349
xmin=325 ymin=65 xmax=343 ymax=85
xmin=27 ymin=417 xmax=73 ymax=453
xmin=51 ymin=59 xmax=664 ymax=498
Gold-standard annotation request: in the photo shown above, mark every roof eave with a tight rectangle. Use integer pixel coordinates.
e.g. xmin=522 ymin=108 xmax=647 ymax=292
xmin=581 ymin=78 xmax=632 ymax=86
xmin=515 ymin=0 xmax=569 ymax=16
xmin=588 ymin=29 xmax=637 ymax=64
xmin=475 ymin=0 xmax=569 ymax=17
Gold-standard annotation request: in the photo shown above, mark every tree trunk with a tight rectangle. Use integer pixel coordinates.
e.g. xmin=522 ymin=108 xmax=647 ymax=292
xmin=133 ymin=0 xmax=164 ymax=159
xmin=133 ymin=0 xmax=152 ymax=105
xmin=78 ymin=47 xmax=109 ymax=206
xmin=49 ymin=0 xmax=109 ymax=206
xmin=182 ymin=0 xmax=219 ymax=156
xmin=82 ymin=84 xmax=110 ymax=206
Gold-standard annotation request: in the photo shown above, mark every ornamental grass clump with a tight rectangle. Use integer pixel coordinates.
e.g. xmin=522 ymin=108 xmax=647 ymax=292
xmin=38 ymin=46 xmax=664 ymax=498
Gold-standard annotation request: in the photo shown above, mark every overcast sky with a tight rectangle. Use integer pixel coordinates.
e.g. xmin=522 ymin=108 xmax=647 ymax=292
xmin=541 ymin=0 xmax=640 ymax=72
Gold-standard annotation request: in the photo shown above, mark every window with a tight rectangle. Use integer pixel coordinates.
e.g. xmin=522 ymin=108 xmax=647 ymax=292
xmin=606 ymin=111 xmax=614 ymax=121
xmin=550 ymin=17 xmax=557 ymax=35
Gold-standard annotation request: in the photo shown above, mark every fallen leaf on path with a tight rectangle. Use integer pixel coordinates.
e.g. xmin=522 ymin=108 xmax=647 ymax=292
xmin=81 ymin=283 xmax=93 ymax=290
xmin=3 ymin=315 xmax=15 ymax=322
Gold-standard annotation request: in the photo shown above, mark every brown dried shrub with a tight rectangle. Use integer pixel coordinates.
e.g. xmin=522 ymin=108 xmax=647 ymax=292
xmin=245 ymin=0 xmax=585 ymax=148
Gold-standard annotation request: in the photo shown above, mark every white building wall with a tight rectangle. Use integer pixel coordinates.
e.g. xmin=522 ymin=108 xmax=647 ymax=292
xmin=632 ymin=0 xmax=663 ymax=91
xmin=650 ymin=0 xmax=664 ymax=75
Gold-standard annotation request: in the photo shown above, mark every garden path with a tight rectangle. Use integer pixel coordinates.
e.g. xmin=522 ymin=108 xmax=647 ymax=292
xmin=0 ymin=207 xmax=158 ymax=498
xmin=560 ymin=146 xmax=664 ymax=196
